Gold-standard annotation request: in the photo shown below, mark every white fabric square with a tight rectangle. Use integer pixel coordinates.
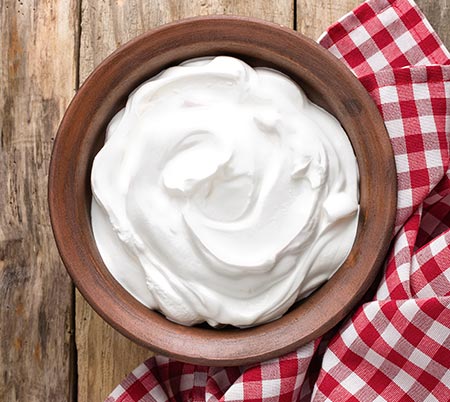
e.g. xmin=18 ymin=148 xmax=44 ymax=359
xmin=394 ymin=230 xmax=410 ymax=254
xmin=425 ymin=149 xmax=443 ymax=168
xmin=444 ymin=265 xmax=450 ymax=286
xmin=392 ymin=369 xmax=416 ymax=392
xmin=411 ymin=253 xmax=421 ymax=274
xmin=395 ymin=153 xmax=410 ymax=173
xmin=380 ymin=322 xmax=403 ymax=345
xmin=408 ymin=348 xmax=432 ymax=370
xmin=427 ymin=320 xmax=450 ymax=345
xmin=327 ymin=44 xmax=340 ymax=58
xmin=384 ymin=119 xmax=405 ymax=138
xmin=397 ymin=262 xmax=413 ymax=286
xmin=212 ymin=369 xmax=233 ymax=389
xmin=226 ymin=382 xmax=244 ymax=400
xmin=366 ymin=51 xmax=390 ymax=71
xmin=376 ymin=279 xmax=390 ymax=300
xmin=348 ymin=25 xmax=372 ymax=46
xmin=429 ymin=234 xmax=448 ymax=256
xmin=395 ymin=31 xmax=416 ymax=54
xmin=340 ymin=372 xmax=366 ymax=394
xmin=132 ymin=363 xmax=148 ymax=378
xmin=363 ymin=302 xmax=381 ymax=322
xmin=262 ymin=378 xmax=281 ymax=396
xmin=398 ymin=299 xmax=420 ymax=319
xmin=341 ymin=321 xmax=360 ymax=347
xmin=415 ymin=283 xmax=434 ymax=298
xmin=419 ymin=115 xmax=437 ymax=133
xmin=378 ymin=6 xmax=399 ymax=28
xmin=398 ymin=189 xmax=413 ymax=209
xmin=423 ymin=394 xmax=439 ymax=402
xmin=440 ymin=370 xmax=450 ymax=390
xmin=412 ymin=83 xmax=431 ymax=100
xmin=179 ymin=373 xmax=194 ymax=391
xmin=194 ymin=371 xmax=207 ymax=387
xmin=109 ymin=385 xmax=126 ymax=399
xmin=445 ymin=81 xmax=450 ymax=93
xmin=298 ymin=340 xmax=315 ymax=358
xmin=321 ymin=349 xmax=341 ymax=371
xmin=150 ymin=384 xmax=167 ymax=401
xmin=364 ymin=348 xmax=385 ymax=369
xmin=379 ymin=85 xmax=399 ymax=102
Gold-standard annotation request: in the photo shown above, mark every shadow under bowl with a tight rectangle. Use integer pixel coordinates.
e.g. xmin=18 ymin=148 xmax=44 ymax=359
xmin=48 ymin=16 xmax=397 ymax=366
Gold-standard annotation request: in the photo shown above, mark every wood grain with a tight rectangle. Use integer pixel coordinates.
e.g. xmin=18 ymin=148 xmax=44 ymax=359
xmin=79 ymin=0 xmax=294 ymax=84
xmin=0 ymin=0 xmax=79 ymax=401
xmin=75 ymin=298 xmax=152 ymax=402
xmin=297 ymin=0 xmax=360 ymax=39
xmin=416 ymin=0 xmax=450 ymax=46
xmin=77 ymin=2 xmax=293 ymax=401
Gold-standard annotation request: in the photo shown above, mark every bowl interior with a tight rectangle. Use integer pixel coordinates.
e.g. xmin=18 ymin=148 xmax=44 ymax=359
xmin=49 ymin=16 xmax=396 ymax=366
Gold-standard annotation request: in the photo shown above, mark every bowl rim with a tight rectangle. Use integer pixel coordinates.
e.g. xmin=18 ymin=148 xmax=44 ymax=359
xmin=49 ymin=15 xmax=397 ymax=366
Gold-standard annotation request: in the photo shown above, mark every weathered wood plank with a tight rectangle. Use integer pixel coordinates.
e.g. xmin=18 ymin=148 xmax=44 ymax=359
xmin=77 ymin=1 xmax=293 ymax=401
xmin=416 ymin=0 xmax=450 ymax=47
xmin=297 ymin=0 xmax=360 ymax=39
xmin=75 ymin=291 xmax=152 ymax=402
xmin=79 ymin=0 xmax=294 ymax=83
xmin=0 ymin=0 xmax=79 ymax=401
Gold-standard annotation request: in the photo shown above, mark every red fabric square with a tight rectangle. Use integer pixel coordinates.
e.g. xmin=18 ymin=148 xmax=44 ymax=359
xmin=405 ymin=134 xmax=424 ymax=153
xmin=409 ymin=168 xmax=430 ymax=188
xmin=400 ymin=99 xmax=419 ymax=118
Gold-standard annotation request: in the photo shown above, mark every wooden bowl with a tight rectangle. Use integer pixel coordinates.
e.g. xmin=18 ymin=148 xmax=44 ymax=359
xmin=49 ymin=16 xmax=396 ymax=366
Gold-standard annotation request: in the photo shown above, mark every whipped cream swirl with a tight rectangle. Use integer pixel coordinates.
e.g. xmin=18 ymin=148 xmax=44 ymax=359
xmin=91 ymin=56 xmax=359 ymax=327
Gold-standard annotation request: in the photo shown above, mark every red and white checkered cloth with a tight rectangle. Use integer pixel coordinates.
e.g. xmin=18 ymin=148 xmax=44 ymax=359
xmin=106 ymin=0 xmax=450 ymax=400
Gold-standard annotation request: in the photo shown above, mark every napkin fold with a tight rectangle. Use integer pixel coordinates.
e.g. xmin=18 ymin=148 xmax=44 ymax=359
xmin=106 ymin=1 xmax=450 ymax=400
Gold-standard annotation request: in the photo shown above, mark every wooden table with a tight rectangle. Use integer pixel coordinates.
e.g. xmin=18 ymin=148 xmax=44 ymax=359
xmin=1 ymin=0 xmax=448 ymax=401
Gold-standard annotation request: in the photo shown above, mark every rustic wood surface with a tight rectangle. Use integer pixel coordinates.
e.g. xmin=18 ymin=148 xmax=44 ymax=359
xmin=1 ymin=0 xmax=449 ymax=401
xmin=0 ymin=0 xmax=79 ymax=401
xmin=297 ymin=0 xmax=360 ymax=38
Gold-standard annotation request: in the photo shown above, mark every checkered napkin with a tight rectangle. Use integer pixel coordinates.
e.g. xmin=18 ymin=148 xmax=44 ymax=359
xmin=106 ymin=0 xmax=450 ymax=400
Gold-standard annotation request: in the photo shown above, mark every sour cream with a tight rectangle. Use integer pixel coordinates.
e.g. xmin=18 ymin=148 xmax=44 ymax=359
xmin=91 ymin=56 xmax=359 ymax=327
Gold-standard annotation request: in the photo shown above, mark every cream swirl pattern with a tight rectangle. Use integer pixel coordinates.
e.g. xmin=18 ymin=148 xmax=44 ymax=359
xmin=91 ymin=56 xmax=359 ymax=327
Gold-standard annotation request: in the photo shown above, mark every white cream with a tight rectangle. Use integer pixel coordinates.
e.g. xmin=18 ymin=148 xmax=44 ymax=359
xmin=91 ymin=56 xmax=359 ymax=327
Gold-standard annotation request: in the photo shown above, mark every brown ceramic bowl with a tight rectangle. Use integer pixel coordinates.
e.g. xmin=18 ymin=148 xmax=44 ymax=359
xmin=49 ymin=16 xmax=396 ymax=366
